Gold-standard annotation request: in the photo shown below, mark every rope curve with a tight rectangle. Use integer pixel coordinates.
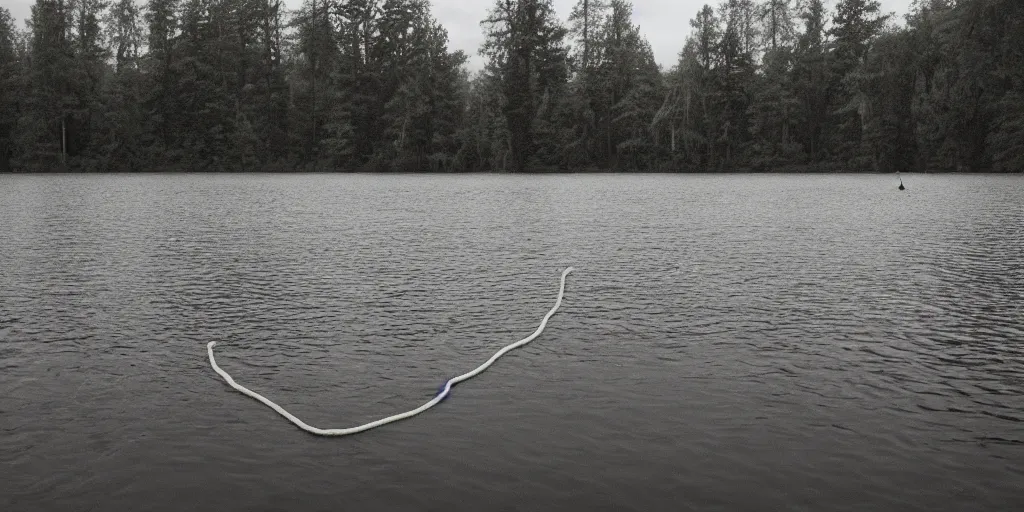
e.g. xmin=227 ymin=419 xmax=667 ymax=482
xmin=208 ymin=266 xmax=575 ymax=436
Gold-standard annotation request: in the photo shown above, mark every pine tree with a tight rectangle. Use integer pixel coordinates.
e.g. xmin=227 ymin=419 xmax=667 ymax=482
xmin=714 ymin=0 xmax=757 ymax=170
xmin=986 ymin=0 xmax=1024 ymax=172
xmin=564 ymin=0 xmax=608 ymax=166
xmin=827 ymin=0 xmax=889 ymax=169
xmin=374 ymin=0 xmax=466 ymax=171
xmin=65 ymin=0 xmax=109 ymax=170
xmin=143 ymin=0 xmax=179 ymax=161
xmin=680 ymin=5 xmax=719 ymax=170
xmin=0 ymin=8 xmax=22 ymax=170
xmin=792 ymin=0 xmax=829 ymax=163
xmin=249 ymin=0 xmax=288 ymax=167
xmin=482 ymin=0 xmax=568 ymax=171
xmin=760 ymin=0 xmax=794 ymax=53
xmin=588 ymin=0 xmax=663 ymax=170
xmin=19 ymin=0 xmax=77 ymax=169
xmin=289 ymin=0 xmax=338 ymax=168
xmin=746 ymin=0 xmax=801 ymax=170
xmin=98 ymin=0 xmax=145 ymax=170
xmin=857 ymin=29 xmax=916 ymax=173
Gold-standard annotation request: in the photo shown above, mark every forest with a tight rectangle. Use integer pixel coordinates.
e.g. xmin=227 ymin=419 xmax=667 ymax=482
xmin=0 ymin=0 xmax=1021 ymax=173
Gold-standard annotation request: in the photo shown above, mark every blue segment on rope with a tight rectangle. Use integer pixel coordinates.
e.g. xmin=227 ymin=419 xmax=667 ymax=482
xmin=208 ymin=267 xmax=574 ymax=436
xmin=436 ymin=380 xmax=451 ymax=400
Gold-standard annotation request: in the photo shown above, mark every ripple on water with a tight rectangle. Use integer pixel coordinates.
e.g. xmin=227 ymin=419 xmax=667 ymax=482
xmin=0 ymin=173 xmax=1022 ymax=512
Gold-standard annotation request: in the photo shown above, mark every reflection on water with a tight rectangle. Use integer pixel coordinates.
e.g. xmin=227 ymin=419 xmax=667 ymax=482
xmin=1 ymin=174 xmax=1022 ymax=512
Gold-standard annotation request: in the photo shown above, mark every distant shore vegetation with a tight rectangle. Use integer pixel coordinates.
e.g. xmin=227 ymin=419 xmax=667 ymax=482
xmin=0 ymin=0 xmax=1021 ymax=173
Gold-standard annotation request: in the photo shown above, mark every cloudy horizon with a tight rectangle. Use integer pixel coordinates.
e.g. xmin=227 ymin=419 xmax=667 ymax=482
xmin=4 ymin=0 xmax=914 ymax=71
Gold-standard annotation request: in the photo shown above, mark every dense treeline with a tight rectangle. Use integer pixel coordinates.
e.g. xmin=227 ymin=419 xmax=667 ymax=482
xmin=0 ymin=0 xmax=1020 ymax=172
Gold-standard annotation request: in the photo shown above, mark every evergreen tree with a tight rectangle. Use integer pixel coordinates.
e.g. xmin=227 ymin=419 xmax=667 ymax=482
xmin=747 ymin=0 xmax=801 ymax=170
xmin=143 ymin=0 xmax=179 ymax=162
xmin=289 ymin=0 xmax=338 ymax=168
xmin=99 ymin=0 xmax=145 ymax=170
xmin=373 ymin=0 xmax=466 ymax=171
xmin=792 ymin=0 xmax=829 ymax=163
xmin=714 ymin=0 xmax=757 ymax=170
xmin=677 ymin=4 xmax=719 ymax=170
xmin=827 ymin=0 xmax=889 ymax=168
xmin=19 ymin=0 xmax=77 ymax=169
xmin=481 ymin=0 xmax=568 ymax=171
xmin=760 ymin=0 xmax=794 ymax=53
xmin=564 ymin=0 xmax=608 ymax=166
xmin=591 ymin=0 xmax=662 ymax=169
xmin=67 ymin=0 xmax=109 ymax=170
xmin=248 ymin=0 xmax=288 ymax=167
xmin=0 ymin=8 xmax=23 ymax=171
xmin=857 ymin=29 xmax=916 ymax=172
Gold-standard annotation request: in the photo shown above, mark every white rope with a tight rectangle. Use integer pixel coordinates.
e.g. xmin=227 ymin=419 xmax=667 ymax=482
xmin=208 ymin=267 xmax=575 ymax=436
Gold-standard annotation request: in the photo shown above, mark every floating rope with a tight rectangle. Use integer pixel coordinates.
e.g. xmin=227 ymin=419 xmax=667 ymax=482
xmin=208 ymin=267 xmax=575 ymax=436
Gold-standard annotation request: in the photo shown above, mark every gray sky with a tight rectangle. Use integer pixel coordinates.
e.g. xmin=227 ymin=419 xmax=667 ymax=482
xmin=5 ymin=0 xmax=914 ymax=70
xmin=435 ymin=0 xmax=915 ymax=70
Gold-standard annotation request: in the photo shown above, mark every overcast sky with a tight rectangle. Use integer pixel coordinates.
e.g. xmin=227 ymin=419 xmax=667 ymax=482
xmin=5 ymin=0 xmax=914 ymax=70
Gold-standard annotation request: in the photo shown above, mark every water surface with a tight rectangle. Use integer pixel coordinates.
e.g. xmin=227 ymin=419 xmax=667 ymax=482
xmin=1 ymin=174 xmax=1022 ymax=511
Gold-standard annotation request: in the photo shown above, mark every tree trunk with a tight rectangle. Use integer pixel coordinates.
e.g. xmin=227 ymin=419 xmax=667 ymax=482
xmin=61 ymin=117 xmax=66 ymax=165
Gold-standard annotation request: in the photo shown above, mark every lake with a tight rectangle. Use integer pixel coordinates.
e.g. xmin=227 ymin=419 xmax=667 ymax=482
xmin=1 ymin=173 xmax=1022 ymax=511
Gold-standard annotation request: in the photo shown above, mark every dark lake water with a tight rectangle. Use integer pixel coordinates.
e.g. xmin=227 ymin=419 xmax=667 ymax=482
xmin=1 ymin=173 xmax=1022 ymax=511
